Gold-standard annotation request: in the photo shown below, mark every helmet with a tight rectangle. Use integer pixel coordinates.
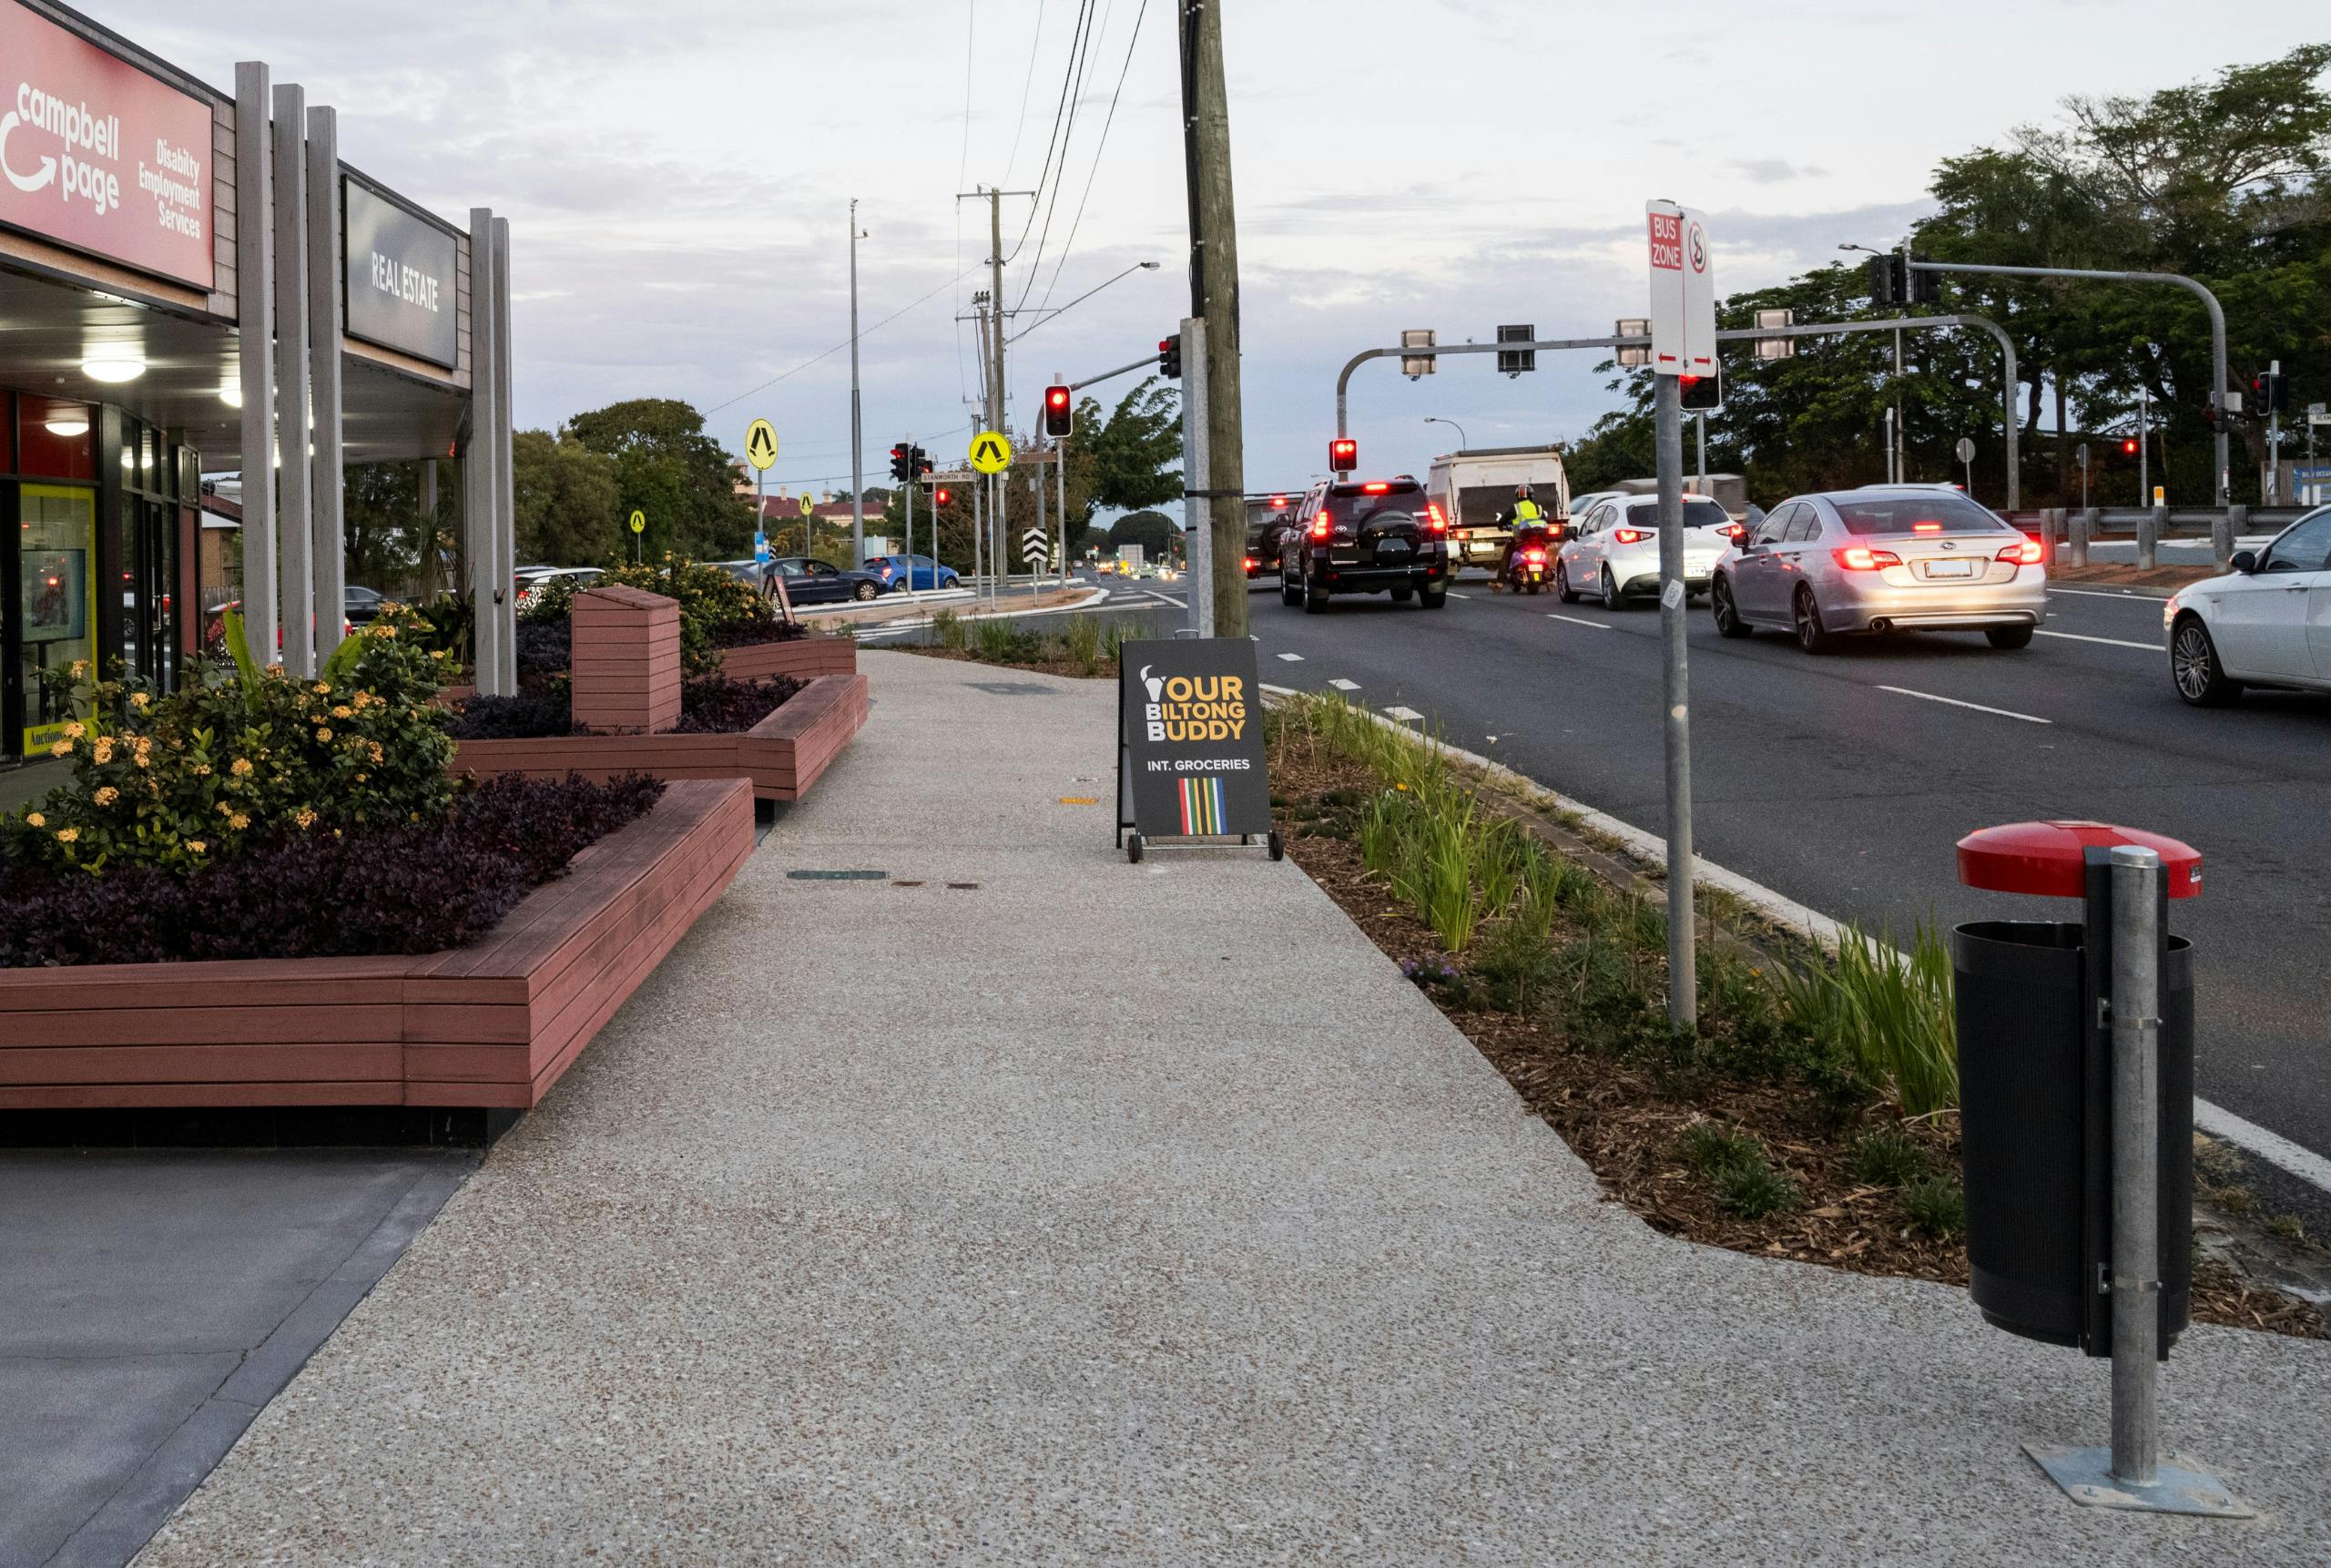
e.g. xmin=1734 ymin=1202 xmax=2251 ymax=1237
xmin=1515 ymin=484 xmax=1532 ymax=499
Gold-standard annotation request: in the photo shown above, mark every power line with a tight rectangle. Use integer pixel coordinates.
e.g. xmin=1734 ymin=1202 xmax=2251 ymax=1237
xmin=1037 ymin=0 xmax=1149 ymax=313
xmin=1014 ymin=0 xmax=1105 ymax=307
xmin=1000 ymin=0 xmax=1047 ymax=186
xmin=1004 ymin=0 xmax=1093 ymax=264
xmin=955 ymin=0 xmax=976 ymax=190
xmin=707 ymin=267 xmax=981 ymax=416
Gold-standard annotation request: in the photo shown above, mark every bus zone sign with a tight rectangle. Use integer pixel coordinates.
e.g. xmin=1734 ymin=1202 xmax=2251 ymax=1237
xmin=1646 ymin=200 xmax=1715 ymax=379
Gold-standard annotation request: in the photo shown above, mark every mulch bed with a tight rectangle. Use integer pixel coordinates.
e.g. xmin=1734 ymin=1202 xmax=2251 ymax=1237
xmin=1269 ymin=735 xmax=2324 ymax=1341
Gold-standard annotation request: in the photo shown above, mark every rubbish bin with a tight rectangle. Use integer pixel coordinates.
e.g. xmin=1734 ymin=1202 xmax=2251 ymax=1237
xmin=1953 ymin=821 xmax=2201 ymax=1355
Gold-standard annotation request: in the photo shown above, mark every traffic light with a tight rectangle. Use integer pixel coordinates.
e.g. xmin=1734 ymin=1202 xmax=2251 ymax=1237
xmin=2252 ymin=368 xmax=2288 ymax=415
xmin=2119 ymin=437 xmax=2140 ymax=456
xmin=913 ymin=445 xmax=932 ymax=480
xmin=888 ymin=444 xmax=910 ymax=483
xmin=1678 ymin=365 xmax=1723 ymax=412
xmin=932 ymin=485 xmax=952 ymax=507
xmin=1867 ymin=254 xmax=1903 ymax=308
xmin=2247 ymin=375 xmax=2270 ymax=417
xmin=1043 ymin=383 xmax=1073 ymax=437
xmin=1908 ymin=259 xmax=1941 ymax=306
xmin=1158 ymin=334 xmax=1182 ymax=379
xmin=1328 ymin=437 xmax=1357 ymax=473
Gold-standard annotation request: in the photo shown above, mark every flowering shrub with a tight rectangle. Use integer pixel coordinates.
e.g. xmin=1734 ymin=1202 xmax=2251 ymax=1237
xmin=0 ymin=772 xmax=664 ymax=967
xmin=0 ymin=617 xmax=455 ymax=878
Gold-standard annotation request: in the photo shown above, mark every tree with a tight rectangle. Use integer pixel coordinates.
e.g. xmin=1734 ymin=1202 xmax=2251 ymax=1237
xmin=342 ymin=462 xmax=422 ymax=586
xmin=513 ymin=430 xmax=623 ymax=564
xmin=565 ymin=398 xmax=756 ymax=560
xmin=1109 ymin=509 xmax=1178 ymax=563
xmin=1060 ymin=378 xmax=1182 ymax=529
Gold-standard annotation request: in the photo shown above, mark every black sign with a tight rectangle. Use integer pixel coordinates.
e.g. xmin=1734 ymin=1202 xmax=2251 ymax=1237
xmin=343 ymin=178 xmax=459 ymax=369
xmin=1117 ymin=638 xmax=1270 ymax=839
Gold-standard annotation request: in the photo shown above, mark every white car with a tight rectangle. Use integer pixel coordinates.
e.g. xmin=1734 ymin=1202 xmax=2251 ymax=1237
xmin=1555 ymin=494 xmax=1738 ymax=606
xmin=1557 ymin=490 xmax=1625 ymax=541
xmin=2164 ymin=506 xmax=2331 ymax=705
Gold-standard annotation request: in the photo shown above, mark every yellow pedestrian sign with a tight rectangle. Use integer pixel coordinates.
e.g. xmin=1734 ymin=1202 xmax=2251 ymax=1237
xmin=968 ymin=430 xmax=1013 ymax=474
xmin=628 ymin=509 xmax=646 ymax=535
xmin=744 ymin=419 xmax=779 ymax=471
xmin=799 ymin=494 xmax=814 ymax=517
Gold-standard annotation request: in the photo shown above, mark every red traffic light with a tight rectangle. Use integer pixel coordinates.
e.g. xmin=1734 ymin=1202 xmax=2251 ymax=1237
xmin=1046 ymin=385 xmax=1070 ymax=411
xmin=1043 ymin=382 xmax=1072 ymax=437
xmin=1328 ymin=438 xmax=1358 ymax=473
xmin=2120 ymin=438 xmax=2139 ymax=455
xmin=933 ymin=487 xmax=952 ymax=506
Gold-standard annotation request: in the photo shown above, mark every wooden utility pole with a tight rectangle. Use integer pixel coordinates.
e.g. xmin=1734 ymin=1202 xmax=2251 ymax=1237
xmin=1181 ymin=0 xmax=1245 ymax=636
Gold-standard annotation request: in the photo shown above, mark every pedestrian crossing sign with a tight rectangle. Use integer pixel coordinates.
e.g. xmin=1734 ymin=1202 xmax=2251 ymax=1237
xmin=969 ymin=431 xmax=1013 ymax=474
xmin=744 ymin=419 xmax=779 ymax=471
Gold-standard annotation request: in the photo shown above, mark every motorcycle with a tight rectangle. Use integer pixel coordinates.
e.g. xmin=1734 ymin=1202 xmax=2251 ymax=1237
xmin=1499 ymin=524 xmax=1555 ymax=596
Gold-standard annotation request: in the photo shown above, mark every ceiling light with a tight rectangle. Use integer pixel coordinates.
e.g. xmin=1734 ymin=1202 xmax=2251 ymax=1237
xmin=45 ymin=416 xmax=89 ymax=437
xmin=219 ymin=382 xmax=243 ymax=409
xmin=82 ymin=350 xmax=147 ymax=383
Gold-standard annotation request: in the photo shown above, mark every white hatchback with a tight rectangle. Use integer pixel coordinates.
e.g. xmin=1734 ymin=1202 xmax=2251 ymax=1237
xmin=2163 ymin=507 xmax=2331 ymax=705
xmin=1555 ymin=494 xmax=1737 ymax=606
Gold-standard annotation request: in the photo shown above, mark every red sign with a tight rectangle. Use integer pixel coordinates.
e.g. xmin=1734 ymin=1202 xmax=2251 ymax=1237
xmin=1647 ymin=210 xmax=1682 ymax=271
xmin=0 ymin=4 xmax=213 ymax=289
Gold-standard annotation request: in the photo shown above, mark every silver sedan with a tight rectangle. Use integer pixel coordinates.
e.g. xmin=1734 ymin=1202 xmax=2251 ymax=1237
xmin=1710 ymin=487 xmax=2046 ymax=652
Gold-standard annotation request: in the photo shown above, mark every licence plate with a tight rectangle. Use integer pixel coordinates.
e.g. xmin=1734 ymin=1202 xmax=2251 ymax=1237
xmin=1923 ymin=558 xmax=1976 ymax=578
xmin=1372 ymin=539 xmax=1412 ymax=562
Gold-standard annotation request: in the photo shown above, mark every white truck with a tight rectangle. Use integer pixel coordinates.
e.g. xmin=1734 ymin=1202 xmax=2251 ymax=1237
xmin=1426 ymin=446 xmax=1573 ymax=570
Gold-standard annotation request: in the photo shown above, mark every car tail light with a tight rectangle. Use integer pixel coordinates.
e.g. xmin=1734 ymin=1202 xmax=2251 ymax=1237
xmin=1612 ymin=527 xmax=1645 ymax=545
xmin=1310 ymin=510 xmax=1331 ymax=540
xmin=1425 ymin=501 xmax=1447 ymax=533
xmin=1912 ymin=521 xmax=1943 ymax=533
xmin=1722 ymin=523 xmax=1745 ymax=540
xmin=1361 ymin=480 xmax=1390 ymax=494
xmin=1833 ymin=546 xmax=1903 ymax=571
xmin=1999 ymin=537 xmax=2043 ymax=565
xmin=1242 ymin=556 xmax=1257 ymax=570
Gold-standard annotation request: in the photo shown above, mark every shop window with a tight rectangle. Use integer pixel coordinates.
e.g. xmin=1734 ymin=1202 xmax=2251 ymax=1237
xmin=17 ymin=484 xmax=96 ymax=753
xmin=20 ymin=398 xmax=96 ymax=481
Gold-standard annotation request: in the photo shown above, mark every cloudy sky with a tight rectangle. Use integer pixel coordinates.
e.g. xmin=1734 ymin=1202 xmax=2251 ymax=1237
xmin=111 ymin=0 xmax=2321 ymax=493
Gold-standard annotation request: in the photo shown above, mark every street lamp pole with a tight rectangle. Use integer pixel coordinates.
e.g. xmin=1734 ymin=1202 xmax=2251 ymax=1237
xmin=1424 ymin=414 xmax=1469 ymax=451
xmin=1006 ymin=260 xmax=1161 ymax=345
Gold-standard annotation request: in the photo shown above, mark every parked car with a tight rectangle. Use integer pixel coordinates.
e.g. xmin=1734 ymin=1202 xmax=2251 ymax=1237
xmin=2163 ymin=505 xmax=2331 ymax=705
xmin=764 ymin=555 xmax=888 ymax=604
xmin=1277 ymin=475 xmax=1451 ymax=611
xmin=344 ymin=585 xmax=391 ymax=624
xmin=514 ymin=565 xmax=603 ymax=610
xmin=868 ymin=554 xmax=961 ymax=593
xmin=1555 ymin=494 xmax=1736 ymax=606
xmin=1708 ymin=486 xmax=2046 ymax=652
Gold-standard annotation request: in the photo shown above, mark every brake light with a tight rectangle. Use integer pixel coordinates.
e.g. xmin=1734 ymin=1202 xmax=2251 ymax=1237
xmin=1612 ymin=527 xmax=1645 ymax=545
xmin=1834 ymin=546 xmax=1903 ymax=571
xmin=1242 ymin=556 xmax=1256 ymax=570
xmin=1912 ymin=521 xmax=1943 ymax=533
xmin=1524 ymin=548 xmax=1546 ymax=563
xmin=1361 ymin=481 xmax=1390 ymax=494
xmin=1310 ymin=510 xmax=1331 ymax=540
xmin=1270 ymin=494 xmax=1288 ymax=509
xmin=1999 ymin=537 xmax=2043 ymax=565
xmin=1723 ymin=524 xmax=1745 ymax=540
xmin=1425 ymin=501 xmax=1447 ymax=533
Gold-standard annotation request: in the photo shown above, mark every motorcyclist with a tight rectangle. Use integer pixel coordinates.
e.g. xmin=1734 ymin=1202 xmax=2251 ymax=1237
xmin=1495 ymin=484 xmax=1552 ymax=588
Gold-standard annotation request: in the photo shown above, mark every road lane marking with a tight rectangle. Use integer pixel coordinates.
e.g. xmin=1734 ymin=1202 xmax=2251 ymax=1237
xmin=2034 ymin=628 xmax=2160 ymax=652
xmin=1328 ymin=677 xmax=1360 ymax=691
xmin=1276 ymin=652 xmax=1304 ymax=661
xmin=2049 ymin=587 xmax=2169 ymax=602
xmin=1447 ymin=590 xmax=1471 ymax=600
xmin=1877 ymin=685 xmax=2051 ymax=725
xmin=2194 ymin=1100 xmax=2331 ymax=1196
xmin=1545 ymin=614 xmax=1613 ymax=630
xmin=1383 ymin=706 xmax=1425 ymax=722
xmin=1144 ymin=591 xmax=1187 ymax=606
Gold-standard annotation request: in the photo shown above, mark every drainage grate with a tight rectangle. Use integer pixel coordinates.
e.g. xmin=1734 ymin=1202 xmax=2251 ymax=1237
xmin=786 ymin=870 xmax=889 ymax=881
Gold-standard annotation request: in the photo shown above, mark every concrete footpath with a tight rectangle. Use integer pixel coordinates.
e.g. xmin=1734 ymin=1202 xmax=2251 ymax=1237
xmin=135 ymin=651 xmax=2330 ymax=1564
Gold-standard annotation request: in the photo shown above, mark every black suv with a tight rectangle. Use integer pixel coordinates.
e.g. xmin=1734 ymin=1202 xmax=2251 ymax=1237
xmin=1277 ymin=477 xmax=1450 ymax=612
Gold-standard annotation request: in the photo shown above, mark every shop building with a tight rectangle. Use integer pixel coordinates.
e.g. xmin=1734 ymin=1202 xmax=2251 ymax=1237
xmin=0 ymin=0 xmax=516 ymax=768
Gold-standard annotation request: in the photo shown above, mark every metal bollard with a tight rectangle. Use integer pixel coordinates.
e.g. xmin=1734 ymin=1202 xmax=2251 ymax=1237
xmin=2108 ymin=845 xmax=2161 ymax=1487
xmin=2070 ymin=507 xmax=2093 ymax=568
xmin=2217 ymin=506 xmax=2243 ymax=571
xmin=2137 ymin=506 xmax=2163 ymax=572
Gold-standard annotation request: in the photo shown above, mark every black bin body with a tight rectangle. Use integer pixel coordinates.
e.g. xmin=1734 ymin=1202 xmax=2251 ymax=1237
xmin=1952 ymin=919 xmax=2191 ymax=1355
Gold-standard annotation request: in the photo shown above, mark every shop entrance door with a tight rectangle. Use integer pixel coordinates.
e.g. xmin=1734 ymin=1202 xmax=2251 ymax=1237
xmin=6 ymin=482 xmax=100 ymax=760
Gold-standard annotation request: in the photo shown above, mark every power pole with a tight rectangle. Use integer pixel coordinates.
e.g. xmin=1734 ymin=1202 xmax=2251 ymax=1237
xmin=849 ymin=200 xmax=865 ymax=565
xmin=1181 ymin=0 xmax=1246 ymax=638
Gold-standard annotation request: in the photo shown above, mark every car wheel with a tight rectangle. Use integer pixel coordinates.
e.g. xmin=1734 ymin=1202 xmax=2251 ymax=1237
xmin=1279 ymin=571 xmax=1303 ymax=607
xmin=1420 ymin=584 xmax=1448 ymax=609
xmin=1303 ymin=575 xmax=1330 ymax=614
xmin=853 ymin=581 xmax=878 ymax=602
xmin=1793 ymin=587 xmax=1837 ymax=654
xmin=1712 ymin=576 xmax=1752 ymax=638
xmin=1601 ymin=566 xmax=1625 ymax=607
xmin=2170 ymin=616 xmax=2242 ymax=707
xmin=1985 ymin=624 xmax=2034 ymax=650
xmin=1555 ymin=562 xmax=1581 ymax=604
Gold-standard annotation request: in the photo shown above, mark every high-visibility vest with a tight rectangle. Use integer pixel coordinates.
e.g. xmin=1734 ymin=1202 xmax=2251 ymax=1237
xmin=1512 ymin=499 xmax=1543 ymax=524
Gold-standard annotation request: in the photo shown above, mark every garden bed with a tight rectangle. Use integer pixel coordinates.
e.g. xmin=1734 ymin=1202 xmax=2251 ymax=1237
xmin=0 ymin=778 xmax=752 ymax=1111
xmin=717 ymin=634 xmax=855 ymax=683
xmin=453 ymin=672 xmax=868 ymax=801
xmin=1264 ymin=696 xmax=2324 ymax=1340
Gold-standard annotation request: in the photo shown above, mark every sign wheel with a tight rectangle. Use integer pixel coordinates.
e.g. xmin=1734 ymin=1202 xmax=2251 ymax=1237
xmin=1267 ymin=829 xmax=1285 ymax=862
xmin=1126 ymin=830 xmax=1145 ymax=864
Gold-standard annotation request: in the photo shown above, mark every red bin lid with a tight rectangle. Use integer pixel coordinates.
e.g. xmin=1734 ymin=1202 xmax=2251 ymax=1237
xmin=1956 ymin=820 xmax=2202 ymax=899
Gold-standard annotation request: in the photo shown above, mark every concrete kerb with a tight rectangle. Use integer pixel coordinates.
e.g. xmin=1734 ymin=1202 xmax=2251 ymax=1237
xmin=850 ymin=585 xmax=1115 ymax=640
xmin=1260 ymin=683 xmax=2331 ymax=1201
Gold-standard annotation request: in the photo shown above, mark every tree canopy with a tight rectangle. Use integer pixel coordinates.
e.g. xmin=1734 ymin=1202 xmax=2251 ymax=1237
xmin=565 ymin=398 xmax=757 ymax=559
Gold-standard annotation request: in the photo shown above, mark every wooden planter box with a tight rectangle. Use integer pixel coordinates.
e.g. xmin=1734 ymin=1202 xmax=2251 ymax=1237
xmin=716 ymin=634 xmax=855 ymax=682
xmin=452 ymin=672 xmax=867 ymax=802
xmin=0 ymin=779 xmax=754 ymax=1112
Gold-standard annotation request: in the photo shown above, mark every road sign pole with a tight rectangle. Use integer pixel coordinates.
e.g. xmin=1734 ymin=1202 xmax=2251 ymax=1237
xmin=1655 ymin=372 xmax=1696 ymax=1030
xmin=905 ymin=452 xmax=916 ymax=598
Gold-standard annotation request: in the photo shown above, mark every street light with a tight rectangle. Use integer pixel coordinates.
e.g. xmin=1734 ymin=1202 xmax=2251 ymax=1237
xmin=1842 ymin=240 xmax=1909 ymax=483
xmin=1007 ymin=261 xmax=1162 ymax=343
xmin=1424 ymin=415 xmax=1469 ymax=451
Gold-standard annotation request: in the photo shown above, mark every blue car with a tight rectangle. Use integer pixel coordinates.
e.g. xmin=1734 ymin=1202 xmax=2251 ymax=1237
xmin=869 ymin=554 xmax=961 ymax=593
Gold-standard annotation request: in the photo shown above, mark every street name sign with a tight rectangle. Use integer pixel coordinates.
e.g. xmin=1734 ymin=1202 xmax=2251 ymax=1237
xmin=1116 ymin=638 xmax=1271 ymax=846
xmin=1645 ymin=200 xmax=1715 ymax=378
xmin=744 ymin=418 xmax=778 ymax=470
xmin=969 ymin=431 xmax=1014 ymax=474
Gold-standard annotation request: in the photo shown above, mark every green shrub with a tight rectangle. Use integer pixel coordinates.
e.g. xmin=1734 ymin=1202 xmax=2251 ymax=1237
xmin=1475 ymin=913 xmax=1559 ymax=1013
xmin=599 ymin=558 xmax=783 ymax=674
xmin=1847 ymin=1125 xmax=1933 ymax=1187
xmin=1714 ymin=1158 xmax=1804 ymax=1219
xmin=1776 ymin=920 xmax=1958 ymax=1115
xmin=4 ymin=618 xmax=455 ymax=877
xmin=1061 ymin=615 xmax=1102 ymax=669
xmin=1899 ymin=1174 xmax=1966 ymax=1238
xmin=931 ymin=609 xmax=966 ymax=649
xmin=1677 ymin=1120 xmax=1764 ymax=1178
xmin=970 ymin=619 xmax=1043 ymax=664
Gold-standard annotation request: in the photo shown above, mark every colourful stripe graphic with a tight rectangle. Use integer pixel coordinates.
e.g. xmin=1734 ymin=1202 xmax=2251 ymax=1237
xmin=1176 ymin=774 xmax=1227 ymax=834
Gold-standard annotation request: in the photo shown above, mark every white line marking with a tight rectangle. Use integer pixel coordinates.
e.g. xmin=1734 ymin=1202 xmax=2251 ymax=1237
xmin=1447 ymin=590 xmax=1471 ymax=600
xmin=1545 ymin=613 xmax=1613 ymax=630
xmin=2034 ymin=629 xmax=2160 ymax=652
xmin=1383 ymin=706 xmax=1425 ymax=722
xmin=1877 ymin=685 xmax=2051 ymax=724
xmin=2049 ymin=587 xmax=2169 ymax=602
xmin=2195 ymin=1101 xmax=2331 ymax=1196
xmin=1256 ymin=680 xmax=2331 ymax=1197
xmin=1276 ymin=652 xmax=1305 ymax=662
xmin=1327 ymin=677 xmax=1360 ymax=692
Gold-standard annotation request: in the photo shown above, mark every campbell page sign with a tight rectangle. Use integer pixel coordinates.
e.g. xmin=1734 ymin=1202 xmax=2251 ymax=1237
xmin=0 ymin=3 xmax=213 ymax=289
xmin=1117 ymin=638 xmax=1270 ymax=839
